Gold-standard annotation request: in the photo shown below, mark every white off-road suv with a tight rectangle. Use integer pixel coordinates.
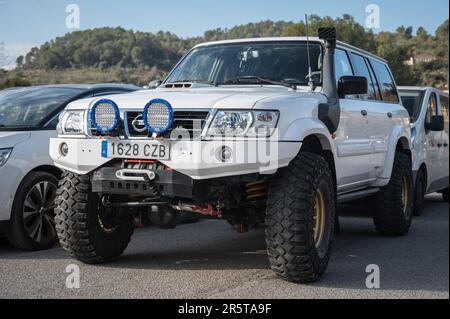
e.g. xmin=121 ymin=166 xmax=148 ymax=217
xmin=50 ymin=28 xmax=413 ymax=283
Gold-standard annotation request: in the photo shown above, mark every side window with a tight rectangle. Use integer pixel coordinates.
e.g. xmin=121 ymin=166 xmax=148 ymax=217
xmin=350 ymin=53 xmax=379 ymax=100
xmin=366 ymin=59 xmax=382 ymax=100
xmin=369 ymin=60 xmax=400 ymax=103
xmin=425 ymin=93 xmax=438 ymax=129
xmin=439 ymin=95 xmax=449 ymax=133
xmin=334 ymin=49 xmax=353 ymax=85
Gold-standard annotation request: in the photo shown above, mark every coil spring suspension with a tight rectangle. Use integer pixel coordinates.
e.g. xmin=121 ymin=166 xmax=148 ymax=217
xmin=245 ymin=181 xmax=268 ymax=204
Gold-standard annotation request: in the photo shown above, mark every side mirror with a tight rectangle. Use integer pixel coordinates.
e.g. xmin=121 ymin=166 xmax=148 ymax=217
xmin=425 ymin=115 xmax=444 ymax=132
xmin=148 ymin=80 xmax=163 ymax=89
xmin=338 ymin=76 xmax=368 ymax=98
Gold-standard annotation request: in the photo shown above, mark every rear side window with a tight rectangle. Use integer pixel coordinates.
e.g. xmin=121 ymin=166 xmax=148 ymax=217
xmin=334 ymin=49 xmax=353 ymax=85
xmin=370 ymin=60 xmax=400 ymax=103
xmin=350 ymin=53 xmax=379 ymax=100
xmin=440 ymin=95 xmax=449 ymax=133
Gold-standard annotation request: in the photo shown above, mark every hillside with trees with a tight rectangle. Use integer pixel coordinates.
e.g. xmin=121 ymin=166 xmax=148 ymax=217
xmin=1 ymin=15 xmax=448 ymax=89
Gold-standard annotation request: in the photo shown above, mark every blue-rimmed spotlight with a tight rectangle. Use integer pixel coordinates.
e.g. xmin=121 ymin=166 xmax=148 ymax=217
xmin=142 ymin=99 xmax=173 ymax=135
xmin=90 ymin=99 xmax=120 ymax=134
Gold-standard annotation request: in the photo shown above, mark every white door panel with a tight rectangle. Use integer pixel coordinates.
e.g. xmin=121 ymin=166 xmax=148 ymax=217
xmin=426 ymin=131 xmax=441 ymax=191
xmin=367 ymin=102 xmax=397 ymax=176
xmin=438 ymin=95 xmax=449 ymax=189
xmin=335 ymin=99 xmax=374 ymax=189
xmin=424 ymin=92 xmax=441 ymax=191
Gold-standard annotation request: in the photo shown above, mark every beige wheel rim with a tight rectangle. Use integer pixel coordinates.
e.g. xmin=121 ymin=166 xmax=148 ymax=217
xmin=313 ymin=189 xmax=326 ymax=248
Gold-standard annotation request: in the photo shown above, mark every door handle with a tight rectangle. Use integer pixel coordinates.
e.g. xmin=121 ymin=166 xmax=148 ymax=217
xmin=361 ymin=110 xmax=368 ymax=116
xmin=387 ymin=112 xmax=393 ymax=118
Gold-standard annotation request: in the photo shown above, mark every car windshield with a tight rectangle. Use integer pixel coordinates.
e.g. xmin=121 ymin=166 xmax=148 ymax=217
xmin=0 ymin=87 xmax=85 ymax=129
xmin=165 ymin=41 xmax=323 ymax=87
xmin=399 ymin=90 xmax=425 ymax=122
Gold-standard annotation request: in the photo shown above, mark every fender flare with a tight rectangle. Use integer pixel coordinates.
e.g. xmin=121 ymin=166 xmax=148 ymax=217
xmin=282 ymin=118 xmax=335 ymax=147
xmin=379 ymin=125 xmax=412 ymax=180
xmin=281 ymin=118 xmax=337 ymax=165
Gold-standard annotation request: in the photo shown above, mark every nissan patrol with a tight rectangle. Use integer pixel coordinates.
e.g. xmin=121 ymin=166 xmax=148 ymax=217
xmin=50 ymin=28 xmax=413 ymax=283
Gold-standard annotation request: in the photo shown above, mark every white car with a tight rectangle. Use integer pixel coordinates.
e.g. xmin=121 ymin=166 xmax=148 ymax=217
xmin=399 ymin=87 xmax=449 ymax=215
xmin=0 ymin=84 xmax=140 ymax=250
xmin=50 ymin=28 xmax=413 ymax=283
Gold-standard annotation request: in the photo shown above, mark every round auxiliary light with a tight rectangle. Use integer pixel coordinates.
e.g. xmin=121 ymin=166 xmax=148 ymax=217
xmin=142 ymin=99 xmax=173 ymax=135
xmin=90 ymin=99 xmax=120 ymax=133
xmin=59 ymin=143 xmax=69 ymax=157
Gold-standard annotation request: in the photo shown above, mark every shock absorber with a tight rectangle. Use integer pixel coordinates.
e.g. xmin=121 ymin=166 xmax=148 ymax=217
xmin=245 ymin=180 xmax=268 ymax=204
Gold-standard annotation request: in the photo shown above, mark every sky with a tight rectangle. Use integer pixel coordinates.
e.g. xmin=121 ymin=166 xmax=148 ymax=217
xmin=0 ymin=0 xmax=449 ymax=68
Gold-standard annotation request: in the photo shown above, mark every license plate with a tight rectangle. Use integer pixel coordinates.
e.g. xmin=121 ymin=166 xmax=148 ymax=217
xmin=101 ymin=140 xmax=170 ymax=160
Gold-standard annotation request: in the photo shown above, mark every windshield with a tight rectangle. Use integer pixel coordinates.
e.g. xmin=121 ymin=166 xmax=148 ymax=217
xmin=165 ymin=41 xmax=323 ymax=86
xmin=399 ymin=90 xmax=425 ymax=122
xmin=0 ymin=87 xmax=84 ymax=129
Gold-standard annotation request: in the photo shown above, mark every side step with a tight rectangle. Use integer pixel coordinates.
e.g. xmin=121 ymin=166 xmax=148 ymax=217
xmin=337 ymin=188 xmax=380 ymax=204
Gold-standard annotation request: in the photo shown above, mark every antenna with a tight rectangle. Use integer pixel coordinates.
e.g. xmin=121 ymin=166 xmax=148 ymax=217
xmin=305 ymin=14 xmax=315 ymax=92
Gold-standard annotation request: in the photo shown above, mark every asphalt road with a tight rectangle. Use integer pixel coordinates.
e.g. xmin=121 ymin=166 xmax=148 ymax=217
xmin=0 ymin=194 xmax=448 ymax=299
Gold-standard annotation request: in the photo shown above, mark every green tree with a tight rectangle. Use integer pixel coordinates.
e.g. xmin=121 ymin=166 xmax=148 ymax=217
xmin=376 ymin=32 xmax=419 ymax=85
xmin=16 ymin=56 xmax=24 ymax=68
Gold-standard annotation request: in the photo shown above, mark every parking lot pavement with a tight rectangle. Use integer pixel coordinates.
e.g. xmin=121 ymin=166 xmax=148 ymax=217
xmin=0 ymin=194 xmax=448 ymax=299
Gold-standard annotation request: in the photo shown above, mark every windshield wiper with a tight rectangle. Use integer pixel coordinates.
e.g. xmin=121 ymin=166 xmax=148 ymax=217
xmin=223 ymin=76 xmax=297 ymax=89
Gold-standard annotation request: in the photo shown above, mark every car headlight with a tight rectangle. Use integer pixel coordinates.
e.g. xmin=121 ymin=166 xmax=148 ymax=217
xmin=57 ymin=110 xmax=85 ymax=135
xmin=207 ymin=110 xmax=279 ymax=137
xmin=0 ymin=148 xmax=13 ymax=168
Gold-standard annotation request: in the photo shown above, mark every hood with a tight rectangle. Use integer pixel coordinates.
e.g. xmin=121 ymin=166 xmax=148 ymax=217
xmin=66 ymin=86 xmax=314 ymax=111
xmin=0 ymin=131 xmax=30 ymax=148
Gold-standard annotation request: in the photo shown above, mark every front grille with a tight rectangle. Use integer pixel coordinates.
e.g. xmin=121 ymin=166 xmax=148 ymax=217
xmin=125 ymin=111 xmax=148 ymax=137
xmin=125 ymin=110 xmax=210 ymax=139
xmin=168 ymin=111 xmax=210 ymax=139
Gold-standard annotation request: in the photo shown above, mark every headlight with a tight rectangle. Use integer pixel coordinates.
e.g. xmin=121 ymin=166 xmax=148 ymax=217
xmin=208 ymin=111 xmax=253 ymax=136
xmin=248 ymin=111 xmax=279 ymax=137
xmin=207 ymin=110 xmax=279 ymax=137
xmin=0 ymin=148 xmax=13 ymax=167
xmin=57 ymin=110 xmax=85 ymax=135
